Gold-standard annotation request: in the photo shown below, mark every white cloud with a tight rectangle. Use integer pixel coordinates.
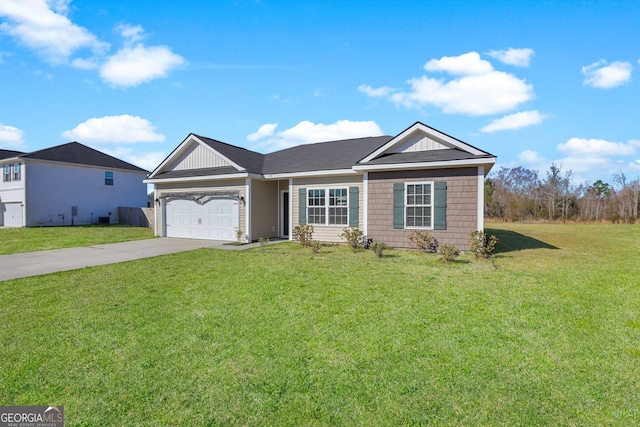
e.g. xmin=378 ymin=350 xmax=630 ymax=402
xmin=486 ymin=48 xmax=534 ymax=67
xmin=247 ymin=123 xmax=278 ymax=142
xmin=518 ymin=150 xmax=546 ymax=164
xmin=0 ymin=0 xmax=108 ymax=63
xmin=391 ymin=71 xmax=534 ymax=115
xmin=0 ymin=2 xmax=183 ymax=86
xmin=100 ymin=146 xmax=167 ymax=171
xmin=557 ymin=137 xmax=637 ymax=156
xmin=99 ymin=44 xmax=185 ymax=87
xmin=363 ymin=52 xmax=534 ymax=116
xmin=481 ymin=110 xmax=548 ymax=133
xmin=0 ymin=123 xmax=25 ymax=148
xmin=61 ymin=115 xmax=165 ymax=144
xmin=357 ymin=84 xmax=396 ymax=97
xmin=249 ymin=120 xmax=383 ymax=151
xmin=424 ymin=52 xmax=493 ymax=75
xmin=116 ymin=23 xmax=145 ymax=44
xmin=582 ymin=60 xmax=632 ymax=89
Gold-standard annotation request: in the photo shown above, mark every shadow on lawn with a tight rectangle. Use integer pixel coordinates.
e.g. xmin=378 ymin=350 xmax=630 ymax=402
xmin=486 ymin=228 xmax=558 ymax=253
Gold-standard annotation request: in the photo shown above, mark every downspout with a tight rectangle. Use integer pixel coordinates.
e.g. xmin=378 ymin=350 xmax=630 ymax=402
xmin=477 ymin=166 xmax=485 ymax=231
xmin=288 ymin=178 xmax=293 ymax=241
xmin=363 ymin=172 xmax=368 ymax=236
xmin=245 ymin=178 xmax=251 ymax=243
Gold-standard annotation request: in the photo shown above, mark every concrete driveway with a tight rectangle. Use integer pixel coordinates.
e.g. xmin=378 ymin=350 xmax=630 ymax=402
xmin=0 ymin=238 xmax=261 ymax=281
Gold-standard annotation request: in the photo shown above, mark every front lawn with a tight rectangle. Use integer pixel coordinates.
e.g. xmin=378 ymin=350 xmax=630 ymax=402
xmin=0 ymin=225 xmax=154 ymax=254
xmin=1 ymin=223 xmax=639 ymax=425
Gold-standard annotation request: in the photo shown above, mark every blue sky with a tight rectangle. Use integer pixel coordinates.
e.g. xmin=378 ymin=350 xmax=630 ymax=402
xmin=1 ymin=0 xmax=639 ymax=186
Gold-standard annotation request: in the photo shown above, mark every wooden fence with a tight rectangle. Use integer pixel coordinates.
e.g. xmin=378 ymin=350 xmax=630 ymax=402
xmin=118 ymin=207 xmax=153 ymax=228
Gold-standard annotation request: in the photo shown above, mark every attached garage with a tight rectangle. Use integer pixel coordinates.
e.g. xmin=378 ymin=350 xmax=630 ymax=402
xmin=165 ymin=197 xmax=239 ymax=240
xmin=1 ymin=202 xmax=24 ymax=227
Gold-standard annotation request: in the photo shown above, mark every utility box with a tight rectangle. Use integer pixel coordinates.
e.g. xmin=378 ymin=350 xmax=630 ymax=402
xmin=98 ymin=216 xmax=110 ymax=224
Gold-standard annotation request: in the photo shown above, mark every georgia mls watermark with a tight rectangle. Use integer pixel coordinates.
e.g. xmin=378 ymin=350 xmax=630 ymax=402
xmin=0 ymin=406 xmax=64 ymax=427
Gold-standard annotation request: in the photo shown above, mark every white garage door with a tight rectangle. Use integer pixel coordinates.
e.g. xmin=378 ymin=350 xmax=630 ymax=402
xmin=165 ymin=197 xmax=239 ymax=240
xmin=1 ymin=203 xmax=24 ymax=227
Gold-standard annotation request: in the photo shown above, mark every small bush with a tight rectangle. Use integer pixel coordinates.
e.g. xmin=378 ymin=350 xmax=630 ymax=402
xmin=293 ymin=224 xmax=314 ymax=247
xmin=469 ymin=231 xmax=499 ymax=259
xmin=438 ymin=244 xmax=460 ymax=263
xmin=258 ymin=237 xmax=270 ymax=247
xmin=370 ymin=241 xmax=389 ymax=258
xmin=235 ymin=228 xmax=244 ymax=244
xmin=408 ymin=230 xmax=439 ymax=253
xmin=340 ymin=227 xmax=365 ymax=250
xmin=310 ymin=240 xmax=321 ymax=253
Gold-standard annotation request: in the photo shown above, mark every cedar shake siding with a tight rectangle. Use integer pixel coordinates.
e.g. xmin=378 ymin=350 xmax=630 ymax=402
xmin=367 ymin=167 xmax=478 ymax=251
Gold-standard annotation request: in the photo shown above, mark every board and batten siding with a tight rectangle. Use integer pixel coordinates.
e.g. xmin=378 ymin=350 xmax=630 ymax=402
xmin=292 ymin=175 xmax=363 ymax=243
xmin=154 ymin=179 xmax=246 ymax=237
xmin=367 ymin=168 xmax=478 ymax=251
xmin=250 ymin=179 xmax=279 ymax=240
xmin=168 ymin=143 xmax=231 ymax=171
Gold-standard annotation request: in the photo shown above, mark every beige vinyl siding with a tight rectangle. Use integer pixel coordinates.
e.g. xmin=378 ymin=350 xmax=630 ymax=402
xmin=392 ymin=134 xmax=449 ymax=153
xmin=367 ymin=168 xmax=478 ymax=250
xmin=250 ymin=179 xmax=279 ymax=240
xmin=154 ymin=179 xmax=246 ymax=237
xmin=292 ymin=175 xmax=363 ymax=243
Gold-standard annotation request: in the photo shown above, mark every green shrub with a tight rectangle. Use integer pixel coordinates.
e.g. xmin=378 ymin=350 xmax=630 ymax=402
xmin=258 ymin=237 xmax=270 ymax=247
xmin=293 ymin=224 xmax=314 ymax=247
xmin=408 ymin=230 xmax=439 ymax=253
xmin=370 ymin=241 xmax=389 ymax=258
xmin=340 ymin=227 xmax=365 ymax=250
xmin=438 ymin=244 xmax=460 ymax=263
xmin=469 ymin=230 xmax=499 ymax=259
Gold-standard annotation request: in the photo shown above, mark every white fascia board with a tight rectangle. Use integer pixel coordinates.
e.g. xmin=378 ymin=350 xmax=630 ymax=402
xmin=360 ymin=122 xmax=486 ymax=163
xmin=144 ymin=172 xmax=254 ymax=184
xmin=263 ymin=168 xmax=358 ymax=179
xmin=353 ymin=157 xmax=496 ymax=172
xmin=0 ymin=156 xmax=22 ymax=164
xmin=147 ymin=134 xmax=244 ymax=179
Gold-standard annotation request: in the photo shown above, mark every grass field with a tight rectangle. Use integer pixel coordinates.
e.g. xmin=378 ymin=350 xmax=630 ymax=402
xmin=0 ymin=225 xmax=154 ymax=254
xmin=1 ymin=223 xmax=639 ymax=425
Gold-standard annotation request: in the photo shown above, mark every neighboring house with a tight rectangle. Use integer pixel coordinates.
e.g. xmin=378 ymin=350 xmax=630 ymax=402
xmin=145 ymin=122 xmax=496 ymax=250
xmin=0 ymin=142 xmax=148 ymax=227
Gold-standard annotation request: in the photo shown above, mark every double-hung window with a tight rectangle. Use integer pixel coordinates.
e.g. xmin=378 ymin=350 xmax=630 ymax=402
xmin=3 ymin=164 xmax=10 ymax=182
xmin=328 ymin=188 xmax=348 ymax=225
xmin=307 ymin=189 xmax=326 ymax=224
xmin=105 ymin=171 xmax=114 ymax=186
xmin=307 ymin=187 xmax=349 ymax=226
xmin=13 ymin=163 xmax=20 ymax=181
xmin=406 ymin=182 xmax=433 ymax=228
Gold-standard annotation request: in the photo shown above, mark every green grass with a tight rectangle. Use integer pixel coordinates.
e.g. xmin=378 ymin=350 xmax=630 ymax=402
xmin=1 ymin=223 xmax=639 ymax=425
xmin=0 ymin=225 xmax=154 ymax=254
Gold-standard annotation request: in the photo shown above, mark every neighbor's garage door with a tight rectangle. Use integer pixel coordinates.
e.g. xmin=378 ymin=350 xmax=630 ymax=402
xmin=1 ymin=203 xmax=24 ymax=227
xmin=165 ymin=197 xmax=239 ymax=240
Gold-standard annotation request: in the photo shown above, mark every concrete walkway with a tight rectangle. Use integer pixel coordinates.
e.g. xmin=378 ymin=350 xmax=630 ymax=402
xmin=0 ymin=238 xmax=267 ymax=281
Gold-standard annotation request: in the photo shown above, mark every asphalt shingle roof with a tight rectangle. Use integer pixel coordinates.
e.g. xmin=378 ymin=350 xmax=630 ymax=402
xmin=22 ymin=142 xmax=147 ymax=172
xmin=0 ymin=149 xmax=25 ymax=161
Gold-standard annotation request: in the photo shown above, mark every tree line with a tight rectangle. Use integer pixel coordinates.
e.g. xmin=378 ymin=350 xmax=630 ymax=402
xmin=485 ymin=164 xmax=640 ymax=223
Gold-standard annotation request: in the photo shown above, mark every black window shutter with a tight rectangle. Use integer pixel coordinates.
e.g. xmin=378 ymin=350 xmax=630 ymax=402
xmin=298 ymin=188 xmax=307 ymax=225
xmin=434 ymin=181 xmax=447 ymax=230
xmin=348 ymin=186 xmax=359 ymax=227
xmin=393 ymin=183 xmax=404 ymax=229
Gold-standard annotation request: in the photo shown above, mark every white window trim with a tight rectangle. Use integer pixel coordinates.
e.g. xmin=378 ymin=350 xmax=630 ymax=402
xmin=307 ymin=186 xmax=349 ymax=226
xmin=404 ymin=181 xmax=434 ymax=230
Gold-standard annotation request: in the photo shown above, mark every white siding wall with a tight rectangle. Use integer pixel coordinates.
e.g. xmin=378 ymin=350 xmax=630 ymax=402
xmin=25 ymin=162 xmax=148 ymax=226
xmin=0 ymin=162 xmax=26 ymax=226
xmin=392 ymin=134 xmax=449 ymax=153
